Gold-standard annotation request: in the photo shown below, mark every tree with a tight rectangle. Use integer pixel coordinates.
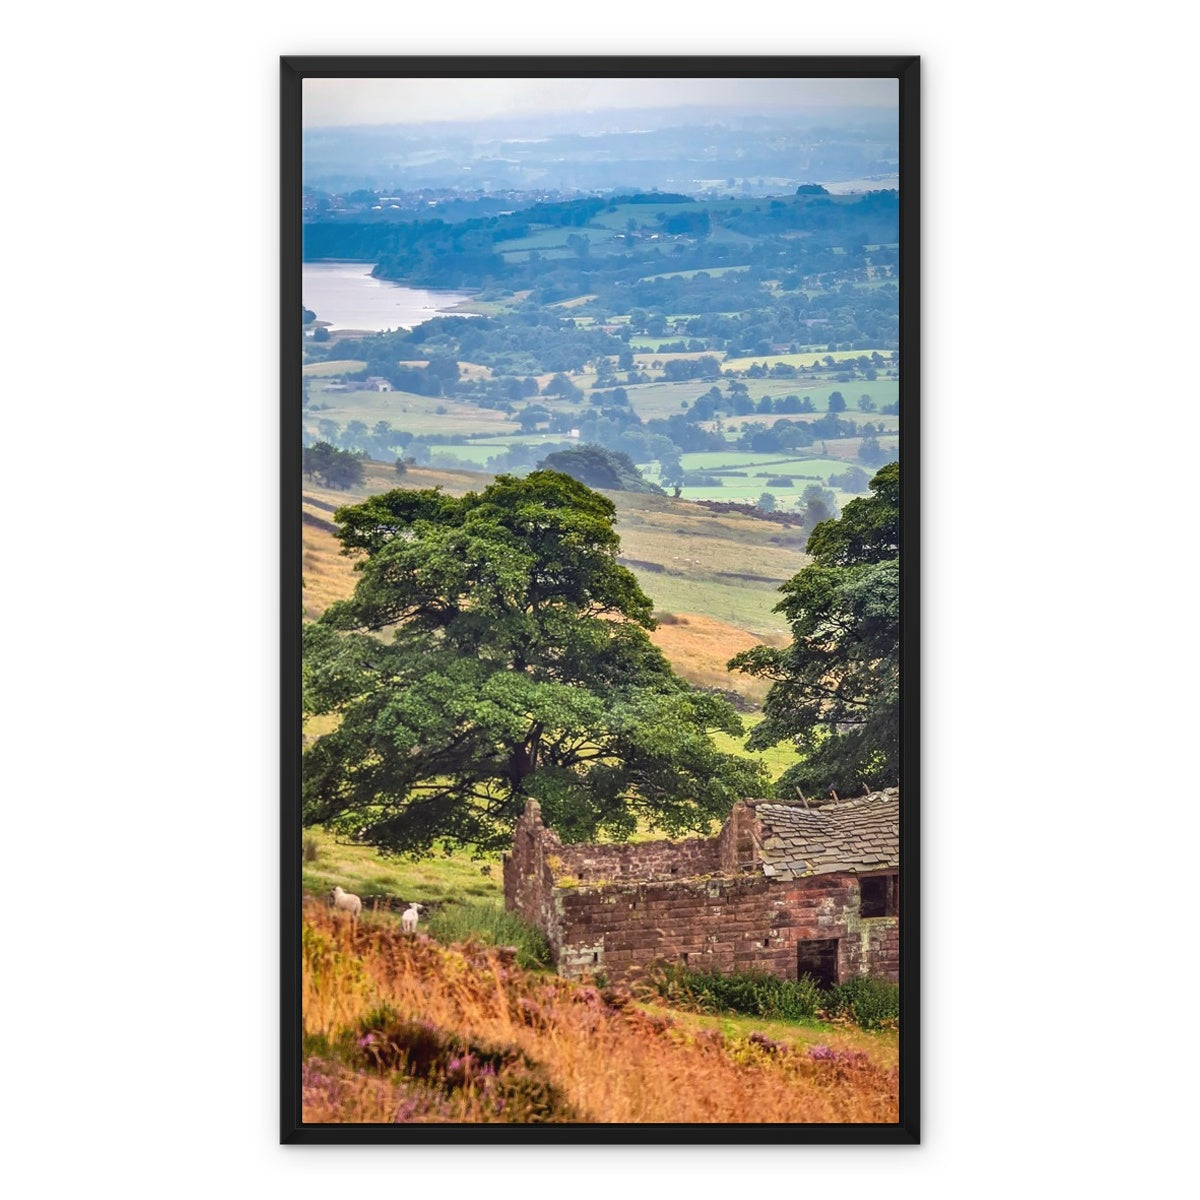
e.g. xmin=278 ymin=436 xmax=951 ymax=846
xmin=729 ymin=462 xmax=899 ymax=796
xmin=304 ymin=471 xmax=768 ymax=854
xmin=758 ymin=492 xmax=778 ymax=512
xmin=798 ymin=483 xmax=839 ymax=539
xmin=828 ymin=465 xmax=871 ymax=493
xmin=659 ymin=451 xmax=684 ymax=497
xmin=303 ymin=441 xmax=365 ymax=490
xmin=828 ymin=391 xmax=847 ymax=413
xmin=859 ymin=436 xmax=893 ymax=466
xmin=537 ymin=444 xmax=661 ymax=494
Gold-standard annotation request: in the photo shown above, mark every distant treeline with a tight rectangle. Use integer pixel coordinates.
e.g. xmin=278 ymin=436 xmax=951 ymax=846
xmin=303 ymin=191 xmax=899 ymax=300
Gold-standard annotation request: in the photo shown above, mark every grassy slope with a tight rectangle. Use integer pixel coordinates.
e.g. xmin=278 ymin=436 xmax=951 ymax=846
xmin=302 ymin=461 xmax=804 ymax=659
xmin=302 ymin=906 xmax=898 ymax=1124
xmin=302 ymin=825 xmax=503 ymax=909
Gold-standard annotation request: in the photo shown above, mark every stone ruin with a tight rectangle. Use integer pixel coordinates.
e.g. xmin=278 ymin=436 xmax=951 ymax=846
xmin=503 ymin=790 xmax=900 ymax=985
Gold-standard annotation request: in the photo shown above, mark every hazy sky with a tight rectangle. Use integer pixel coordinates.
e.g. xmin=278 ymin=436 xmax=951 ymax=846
xmin=303 ymin=77 xmax=897 ymax=128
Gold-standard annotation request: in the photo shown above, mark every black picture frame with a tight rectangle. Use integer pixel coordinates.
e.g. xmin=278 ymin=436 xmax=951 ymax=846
xmin=282 ymin=55 xmax=919 ymax=1144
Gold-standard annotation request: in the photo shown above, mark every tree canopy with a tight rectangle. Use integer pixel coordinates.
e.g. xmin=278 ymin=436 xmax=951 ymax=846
xmin=302 ymin=441 xmax=365 ymax=490
xmin=537 ymin=443 xmax=662 ymax=494
xmin=303 ymin=470 xmax=768 ymax=854
xmin=729 ymin=461 xmax=899 ymax=797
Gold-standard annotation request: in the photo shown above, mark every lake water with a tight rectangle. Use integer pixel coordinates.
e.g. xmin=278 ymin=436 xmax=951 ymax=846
xmin=302 ymin=262 xmax=477 ymax=332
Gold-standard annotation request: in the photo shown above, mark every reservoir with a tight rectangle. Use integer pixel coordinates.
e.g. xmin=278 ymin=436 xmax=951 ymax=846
xmin=302 ymin=261 xmax=476 ymax=332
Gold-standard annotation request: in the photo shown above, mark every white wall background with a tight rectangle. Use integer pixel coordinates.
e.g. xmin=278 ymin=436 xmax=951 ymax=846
xmin=2 ymin=2 xmax=1195 ymax=1192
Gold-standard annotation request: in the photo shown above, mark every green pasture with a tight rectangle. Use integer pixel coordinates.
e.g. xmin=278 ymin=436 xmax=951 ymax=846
xmin=638 ymin=265 xmax=751 ymax=282
xmin=709 ymin=714 xmax=801 ymax=782
xmin=627 ymin=571 xmax=787 ymax=639
xmin=420 ymin=443 xmax=503 ymax=466
xmin=302 ymin=359 xmax=368 ymax=377
xmin=669 ymin=483 xmax=860 ymax=512
xmin=586 ymin=201 xmax=697 ymax=230
xmin=712 ymin=379 xmax=900 ymax=415
xmin=301 ymin=825 xmax=503 ymax=907
xmin=674 ymin=453 xmax=869 ymax=477
xmin=619 ymin=377 xmax=898 ymax=423
xmin=723 ymin=349 xmax=896 ymax=372
xmin=305 ymin=383 xmax=519 ymax=438
xmin=499 ymin=246 xmax=575 ymax=263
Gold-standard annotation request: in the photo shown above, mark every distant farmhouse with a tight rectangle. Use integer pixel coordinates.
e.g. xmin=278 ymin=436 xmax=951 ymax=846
xmin=504 ymin=791 xmax=899 ymax=986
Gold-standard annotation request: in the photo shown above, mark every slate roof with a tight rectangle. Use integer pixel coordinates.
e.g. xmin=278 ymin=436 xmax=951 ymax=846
xmin=753 ymin=789 xmax=899 ymax=879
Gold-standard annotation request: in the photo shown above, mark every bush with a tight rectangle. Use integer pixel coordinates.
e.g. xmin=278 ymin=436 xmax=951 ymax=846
xmin=647 ymin=963 xmax=897 ymax=1029
xmin=646 ymin=963 xmax=820 ymax=1021
xmin=425 ymin=901 xmax=552 ymax=970
xmin=820 ymin=976 xmax=900 ymax=1030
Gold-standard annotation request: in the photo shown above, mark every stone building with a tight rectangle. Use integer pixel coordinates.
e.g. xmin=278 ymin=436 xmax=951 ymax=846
xmin=503 ymin=790 xmax=899 ymax=986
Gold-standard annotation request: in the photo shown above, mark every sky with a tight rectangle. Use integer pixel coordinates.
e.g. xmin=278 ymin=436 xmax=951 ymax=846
xmin=303 ymin=77 xmax=898 ymax=128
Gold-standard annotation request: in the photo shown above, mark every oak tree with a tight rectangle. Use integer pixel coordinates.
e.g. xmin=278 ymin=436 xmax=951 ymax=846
xmin=304 ymin=471 xmax=767 ymax=853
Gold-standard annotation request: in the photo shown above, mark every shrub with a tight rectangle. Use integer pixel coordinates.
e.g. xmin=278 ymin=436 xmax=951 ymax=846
xmin=425 ymin=901 xmax=552 ymax=970
xmin=820 ymin=976 xmax=899 ymax=1030
xmin=646 ymin=963 xmax=896 ymax=1029
xmin=645 ymin=963 xmax=820 ymax=1021
xmin=302 ymin=835 xmax=320 ymax=864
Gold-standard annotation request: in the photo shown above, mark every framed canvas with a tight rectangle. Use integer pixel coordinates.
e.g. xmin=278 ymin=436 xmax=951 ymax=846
xmin=282 ymin=55 xmax=919 ymax=1144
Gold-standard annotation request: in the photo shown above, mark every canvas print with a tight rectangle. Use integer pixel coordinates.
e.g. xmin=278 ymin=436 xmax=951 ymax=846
xmin=286 ymin=58 xmax=916 ymax=1140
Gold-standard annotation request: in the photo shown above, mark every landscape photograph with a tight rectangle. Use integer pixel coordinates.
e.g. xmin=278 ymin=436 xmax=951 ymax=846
xmin=287 ymin=61 xmax=914 ymax=1137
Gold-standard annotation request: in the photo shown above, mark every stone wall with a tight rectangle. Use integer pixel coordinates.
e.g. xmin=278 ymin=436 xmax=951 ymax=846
xmin=503 ymin=800 xmax=899 ymax=985
xmin=548 ymin=872 xmax=898 ymax=983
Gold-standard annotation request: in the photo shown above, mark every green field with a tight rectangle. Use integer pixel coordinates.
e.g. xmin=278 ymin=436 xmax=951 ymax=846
xmin=638 ymin=265 xmax=752 ymax=282
xmin=302 ymin=358 xmax=368 ymax=376
xmin=709 ymin=714 xmax=801 ymax=782
xmin=723 ymin=349 xmax=897 ymax=372
xmin=304 ymin=383 xmax=519 ymax=438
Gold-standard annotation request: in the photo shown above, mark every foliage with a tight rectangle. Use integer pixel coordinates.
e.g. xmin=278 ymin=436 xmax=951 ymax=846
xmin=828 ymin=465 xmax=871 ymax=493
xmin=819 ymin=975 xmax=900 ymax=1030
xmin=537 ymin=443 xmax=662 ymax=494
xmin=647 ymin=962 xmax=897 ymax=1031
xmin=304 ymin=470 xmax=769 ymax=854
xmin=646 ymin=962 xmax=821 ymax=1022
xmin=730 ymin=462 xmax=900 ymax=795
xmin=302 ymin=441 xmax=365 ymax=490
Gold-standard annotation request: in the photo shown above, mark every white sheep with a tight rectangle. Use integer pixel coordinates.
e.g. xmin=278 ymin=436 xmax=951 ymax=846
xmin=330 ymin=885 xmax=362 ymax=918
xmin=401 ymin=902 xmax=424 ymax=933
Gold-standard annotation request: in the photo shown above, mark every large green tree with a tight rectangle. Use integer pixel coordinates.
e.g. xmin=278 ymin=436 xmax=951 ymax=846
xmin=729 ymin=462 xmax=900 ymax=797
xmin=303 ymin=470 xmax=767 ymax=854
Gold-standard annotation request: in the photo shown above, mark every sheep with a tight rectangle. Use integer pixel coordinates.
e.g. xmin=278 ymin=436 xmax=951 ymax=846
xmin=330 ymin=885 xmax=362 ymax=918
xmin=401 ymin=902 xmax=424 ymax=934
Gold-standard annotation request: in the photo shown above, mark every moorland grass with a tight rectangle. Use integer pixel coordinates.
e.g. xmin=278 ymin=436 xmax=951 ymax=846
xmin=301 ymin=904 xmax=899 ymax=1124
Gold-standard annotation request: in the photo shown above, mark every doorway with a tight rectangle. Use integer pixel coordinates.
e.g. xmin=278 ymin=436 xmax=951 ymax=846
xmin=797 ymin=938 xmax=839 ymax=989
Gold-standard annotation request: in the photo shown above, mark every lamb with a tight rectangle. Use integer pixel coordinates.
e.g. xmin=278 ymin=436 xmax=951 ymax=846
xmin=330 ymin=885 xmax=362 ymax=918
xmin=401 ymin=902 xmax=424 ymax=933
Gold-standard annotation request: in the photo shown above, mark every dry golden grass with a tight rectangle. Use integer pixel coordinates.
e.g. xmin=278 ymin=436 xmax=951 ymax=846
xmin=649 ymin=613 xmax=776 ymax=704
xmin=302 ymin=904 xmax=898 ymax=1125
xmin=302 ymin=518 xmax=357 ymax=620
